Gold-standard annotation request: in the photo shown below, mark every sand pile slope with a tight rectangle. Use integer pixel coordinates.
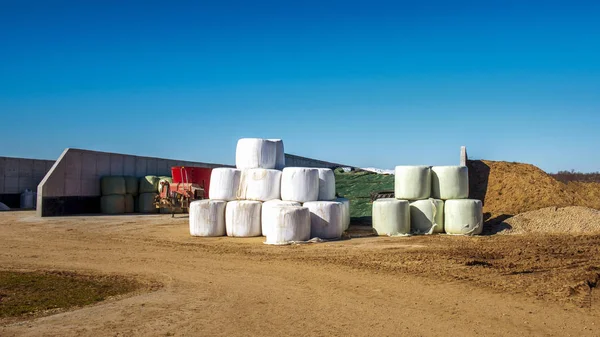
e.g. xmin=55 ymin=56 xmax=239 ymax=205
xmin=498 ymin=206 xmax=600 ymax=234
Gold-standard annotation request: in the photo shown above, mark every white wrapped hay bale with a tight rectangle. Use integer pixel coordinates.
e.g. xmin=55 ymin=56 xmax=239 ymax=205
xmin=281 ymin=167 xmax=319 ymax=203
xmin=304 ymin=201 xmax=344 ymax=239
xmin=410 ymin=199 xmax=444 ymax=234
xmin=372 ymin=198 xmax=410 ymax=236
xmin=189 ymin=200 xmax=227 ymax=237
xmin=264 ymin=206 xmax=311 ymax=244
xmin=101 ymin=195 xmax=125 ymax=214
xmin=225 ymin=200 xmax=262 ymax=237
xmin=394 ymin=166 xmax=431 ymax=200
xmin=444 ymin=199 xmax=483 ymax=235
xmin=138 ymin=192 xmax=158 ymax=214
xmin=317 ymin=168 xmax=336 ymax=201
xmin=238 ymin=168 xmax=281 ymax=201
xmin=268 ymin=139 xmax=286 ymax=170
xmin=262 ymin=199 xmax=301 ymax=237
xmin=124 ymin=194 xmax=135 ymax=213
xmin=336 ymin=197 xmax=351 ymax=230
xmin=236 ymin=138 xmax=277 ymax=169
xmin=431 ymin=166 xmax=469 ymax=200
xmin=209 ymin=168 xmax=242 ymax=201
xmin=101 ymin=176 xmax=126 ymax=196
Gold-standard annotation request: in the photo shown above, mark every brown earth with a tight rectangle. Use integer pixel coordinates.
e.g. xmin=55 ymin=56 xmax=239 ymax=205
xmin=1 ymin=211 xmax=600 ymax=336
xmin=468 ymin=160 xmax=600 ymax=224
xmin=498 ymin=206 xmax=600 ymax=234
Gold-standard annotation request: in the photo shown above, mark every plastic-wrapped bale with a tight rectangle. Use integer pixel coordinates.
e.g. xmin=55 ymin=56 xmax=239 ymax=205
xmin=372 ymin=198 xmax=410 ymax=236
xmin=138 ymin=193 xmax=158 ymax=214
xmin=281 ymin=167 xmax=319 ymax=203
xmin=410 ymin=199 xmax=444 ymax=234
xmin=431 ymin=166 xmax=469 ymax=200
xmin=139 ymin=175 xmax=160 ymax=194
xmin=394 ymin=166 xmax=431 ymax=200
xmin=262 ymin=200 xmax=301 ymax=237
xmin=444 ymin=199 xmax=483 ymax=235
xmin=101 ymin=176 xmax=126 ymax=195
xmin=189 ymin=200 xmax=227 ymax=237
xmin=303 ymin=201 xmax=344 ymax=239
xmin=124 ymin=194 xmax=135 ymax=213
xmin=209 ymin=168 xmax=242 ymax=201
xmin=238 ymin=169 xmax=281 ymax=201
xmin=124 ymin=176 xmax=139 ymax=196
xmin=225 ymin=200 xmax=262 ymax=237
xmin=157 ymin=176 xmax=173 ymax=194
xmin=317 ymin=168 xmax=336 ymax=201
xmin=268 ymin=139 xmax=286 ymax=170
xmin=264 ymin=206 xmax=311 ymax=245
xmin=101 ymin=195 xmax=125 ymax=214
xmin=336 ymin=198 xmax=350 ymax=231
xmin=235 ymin=138 xmax=277 ymax=169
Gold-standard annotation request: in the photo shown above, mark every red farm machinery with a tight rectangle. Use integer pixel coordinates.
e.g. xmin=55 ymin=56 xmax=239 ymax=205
xmin=155 ymin=167 xmax=212 ymax=216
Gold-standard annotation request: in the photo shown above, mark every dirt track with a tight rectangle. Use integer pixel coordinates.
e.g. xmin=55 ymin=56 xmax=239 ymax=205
xmin=1 ymin=212 xmax=600 ymax=336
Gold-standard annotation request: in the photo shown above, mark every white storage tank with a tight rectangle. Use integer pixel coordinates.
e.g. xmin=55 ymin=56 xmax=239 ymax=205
xmin=238 ymin=168 xmax=281 ymax=201
xmin=336 ymin=197 xmax=350 ymax=231
xmin=262 ymin=199 xmax=301 ymax=237
xmin=225 ymin=200 xmax=262 ymax=237
xmin=372 ymin=198 xmax=410 ymax=236
xmin=444 ymin=199 xmax=483 ymax=235
xmin=316 ymin=168 xmax=336 ymax=201
xmin=280 ymin=167 xmax=319 ymax=203
xmin=236 ymin=138 xmax=278 ymax=169
xmin=410 ymin=199 xmax=444 ymax=234
xmin=190 ymin=200 xmax=227 ymax=237
xmin=394 ymin=166 xmax=431 ymax=200
xmin=303 ymin=201 xmax=344 ymax=239
xmin=431 ymin=166 xmax=469 ymax=200
xmin=264 ymin=206 xmax=311 ymax=245
xmin=209 ymin=168 xmax=242 ymax=201
xmin=20 ymin=189 xmax=36 ymax=209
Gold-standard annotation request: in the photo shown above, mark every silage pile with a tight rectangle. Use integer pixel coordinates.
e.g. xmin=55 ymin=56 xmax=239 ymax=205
xmin=499 ymin=206 xmax=600 ymax=234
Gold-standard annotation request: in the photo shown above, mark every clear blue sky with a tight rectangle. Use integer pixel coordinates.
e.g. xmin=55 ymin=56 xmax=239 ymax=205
xmin=1 ymin=0 xmax=599 ymax=172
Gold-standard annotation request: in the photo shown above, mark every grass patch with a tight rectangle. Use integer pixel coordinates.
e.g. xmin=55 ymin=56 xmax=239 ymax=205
xmin=335 ymin=171 xmax=394 ymax=218
xmin=0 ymin=270 xmax=140 ymax=319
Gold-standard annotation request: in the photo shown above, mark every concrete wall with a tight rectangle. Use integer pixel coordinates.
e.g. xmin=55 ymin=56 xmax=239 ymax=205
xmin=284 ymin=154 xmax=350 ymax=169
xmin=0 ymin=156 xmax=55 ymax=208
xmin=37 ymin=148 xmax=231 ymax=216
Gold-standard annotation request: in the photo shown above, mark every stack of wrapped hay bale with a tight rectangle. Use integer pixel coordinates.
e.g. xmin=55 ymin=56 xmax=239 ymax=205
xmin=189 ymin=138 xmax=350 ymax=244
xmin=372 ymin=165 xmax=482 ymax=236
xmin=100 ymin=176 xmax=137 ymax=214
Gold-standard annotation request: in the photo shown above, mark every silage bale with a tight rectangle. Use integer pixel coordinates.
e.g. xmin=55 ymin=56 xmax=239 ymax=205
xmin=264 ymin=206 xmax=311 ymax=245
xmin=138 ymin=192 xmax=158 ymax=214
xmin=209 ymin=168 xmax=242 ymax=201
xmin=268 ymin=139 xmax=286 ymax=170
xmin=280 ymin=167 xmax=319 ymax=203
xmin=225 ymin=200 xmax=262 ymax=237
xmin=235 ymin=138 xmax=278 ymax=169
xmin=139 ymin=175 xmax=160 ymax=194
xmin=317 ymin=168 xmax=336 ymax=201
xmin=262 ymin=199 xmax=301 ymax=237
xmin=189 ymin=200 xmax=227 ymax=237
xmin=101 ymin=176 xmax=126 ymax=196
xmin=336 ymin=197 xmax=351 ymax=230
xmin=101 ymin=195 xmax=125 ymax=214
xmin=431 ymin=166 xmax=469 ymax=200
xmin=124 ymin=194 xmax=135 ymax=213
xmin=372 ymin=198 xmax=410 ymax=236
xmin=410 ymin=199 xmax=444 ymax=234
xmin=303 ymin=201 xmax=344 ymax=239
xmin=444 ymin=199 xmax=483 ymax=235
xmin=124 ymin=176 xmax=139 ymax=196
xmin=394 ymin=166 xmax=431 ymax=200
xmin=238 ymin=168 xmax=281 ymax=201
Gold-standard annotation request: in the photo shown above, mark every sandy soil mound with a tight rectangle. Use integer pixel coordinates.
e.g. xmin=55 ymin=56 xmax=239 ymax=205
xmin=468 ymin=160 xmax=600 ymax=222
xmin=496 ymin=206 xmax=600 ymax=234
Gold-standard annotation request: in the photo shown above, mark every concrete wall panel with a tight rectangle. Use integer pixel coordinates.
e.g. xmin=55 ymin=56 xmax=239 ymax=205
xmin=5 ymin=158 xmax=19 ymax=177
xmin=65 ymin=177 xmax=81 ymax=196
xmin=0 ymin=176 xmax=4 ymax=193
xmin=81 ymin=178 xmax=100 ymax=196
xmin=135 ymin=158 xmax=147 ymax=177
xmin=110 ymin=154 xmax=124 ymax=176
xmin=5 ymin=178 xmax=19 ymax=193
xmin=18 ymin=177 xmax=34 ymax=191
xmin=82 ymin=152 xmax=97 ymax=176
xmin=146 ymin=158 xmax=158 ymax=176
xmin=33 ymin=160 xmax=47 ymax=180
xmin=66 ymin=151 xmax=82 ymax=179
xmin=123 ymin=156 xmax=136 ymax=176
xmin=157 ymin=159 xmax=168 ymax=176
xmin=96 ymin=153 xmax=111 ymax=176
xmin=18 ymin=159 xmax=33 ymax=177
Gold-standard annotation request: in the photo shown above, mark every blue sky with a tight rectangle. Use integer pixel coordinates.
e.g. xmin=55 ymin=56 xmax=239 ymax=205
xmin=1 ymin=0 xmax=599 ymax=172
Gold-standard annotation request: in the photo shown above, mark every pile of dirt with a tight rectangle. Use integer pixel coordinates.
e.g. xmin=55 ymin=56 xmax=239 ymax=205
xmin=468 ymin=160 xmax=600 ymax=222
xmin=497 ymin=206 xmax=600 ymax=234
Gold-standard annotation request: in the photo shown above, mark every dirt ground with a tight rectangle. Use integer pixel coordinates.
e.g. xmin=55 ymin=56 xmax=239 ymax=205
xmin=1 ymin=211 xmax=600 ymax=336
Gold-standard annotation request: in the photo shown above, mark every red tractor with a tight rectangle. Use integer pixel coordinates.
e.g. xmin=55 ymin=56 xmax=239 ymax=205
xmin=155 ymin=167 xmax=213 ymax=216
